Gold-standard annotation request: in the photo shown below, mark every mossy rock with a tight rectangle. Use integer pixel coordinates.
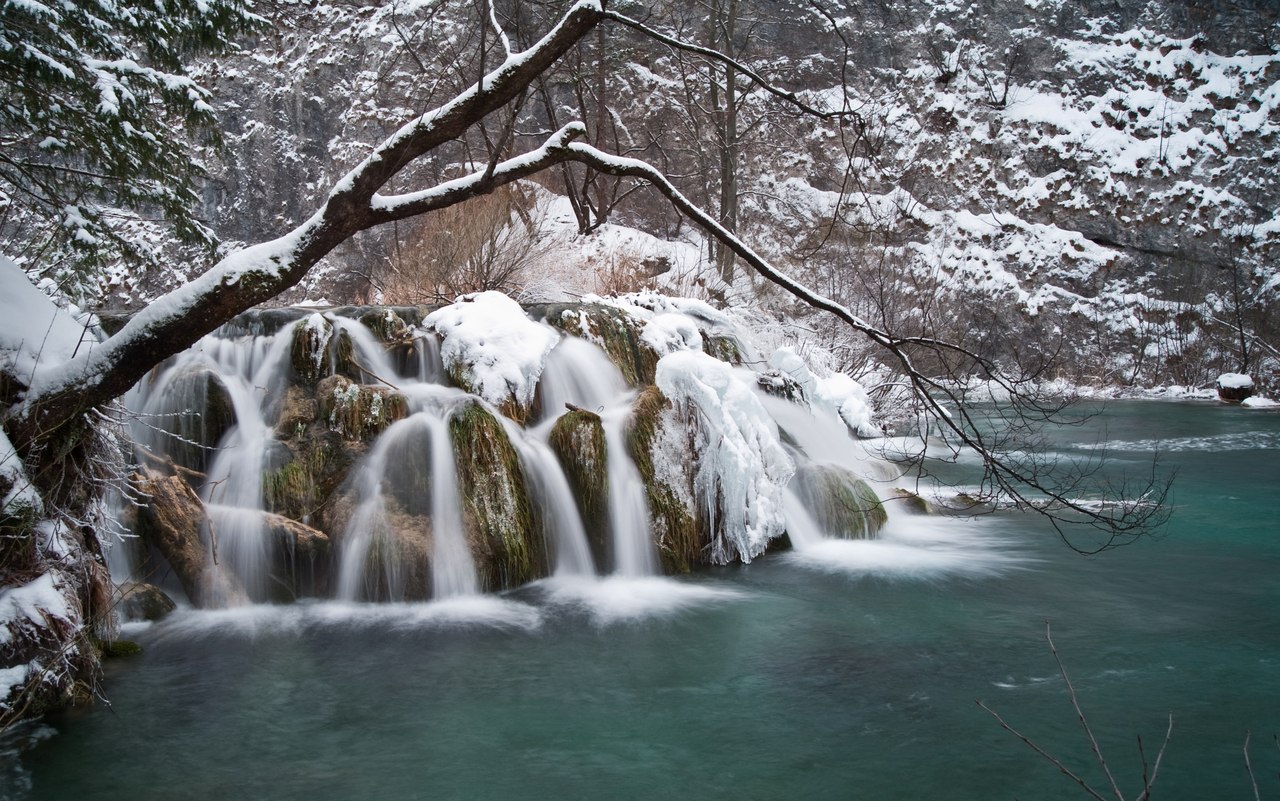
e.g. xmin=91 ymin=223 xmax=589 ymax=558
xmin=890 ymin=488 xmax=935 ymax=515
xmin=548 ymin=409 xmax=609 ymax=571
xmin=158 ymin=367 xmax=237 ymax=474
xmin=317 ymin=375 xmax=409 ymax=441
xmin=116 ymin=581 xmax=176 ymax=622
xmin=262 ymin=435 xmax=353 ymax=524
xmin=333 ymin=498 xmax=432 ymax=601
xmin=789 ymin=464 xmax=887 ymax=540
xmin=289 ymin=315 xmax=333 ymax=385
xmin=703 ymin=334 xmax=744 ymax=365
xmin=448 ymin=402 xmax=545 ymax=591
xmin=276 ymin=384 xmax=319 ymax=438
xmin=627 ymin=386 xmax=702 ymax=573
xmin=443 ymin=361 xmax=537 ymax=424
xmin=264 ymin=513 xmax=332 ymax=601
xmin=535 ymin=303 xmax=660 ymax=386
xmin=96 ymin=639 xmax=142 ymax=658
xmin=359 ymin=309 xmax=411 ymax=343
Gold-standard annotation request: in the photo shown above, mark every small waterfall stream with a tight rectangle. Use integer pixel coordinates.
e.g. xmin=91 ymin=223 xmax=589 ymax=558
xmin=601 ymin=402 xmax=659 ymax=577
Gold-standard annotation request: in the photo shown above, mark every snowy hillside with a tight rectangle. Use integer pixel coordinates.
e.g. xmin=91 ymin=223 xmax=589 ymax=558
xmin=57 ymin=0 xmax=1279 ymax=393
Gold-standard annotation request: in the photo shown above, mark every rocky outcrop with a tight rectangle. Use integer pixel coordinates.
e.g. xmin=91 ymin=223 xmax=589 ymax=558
xmin=116 ymin=582 xmax=177 ymax=622
xmin=548 ymin=408 xmax=610 ymax=570
xmin=134 ymin=467 xmax=248 ymax=608
xmin=627 ymin=387 xmax=703 ymax=573
xmin=448 ymin=402 xmax=545 ymax=591
xmin=317 ymin=375 xmax=409 ymax=441
xmin=533 ymin=303 xmax=661 ymax=387
xmin=789 ymin=464 xmax=887 ymax=540
xmin=134 ymin=467 xmax=332 ymax=606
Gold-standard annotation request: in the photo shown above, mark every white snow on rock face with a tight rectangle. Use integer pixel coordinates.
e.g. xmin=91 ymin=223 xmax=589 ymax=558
xmin=768 ymin=347 xmax=881 ymax=438
xmin=424 ymin=291 xmax=559 ymax=410
xmin=656 ymin=350 xmax=794 ymax=564
xmin=0 ymin=429 xmax=42 ymax=521
xmin=640 ymin=312 xmax=703 ymax=356
xmin=0 ymin=570 xmax=75 ymax=708
xmin=1217 ymin=372 xmax=1255 ymax=389
xmin=0 ymin=256 xmax=95 ymax=387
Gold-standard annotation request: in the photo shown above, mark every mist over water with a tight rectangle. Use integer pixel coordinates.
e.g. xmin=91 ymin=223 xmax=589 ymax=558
xmin=9 ymin=401 xmax=1280 ymax=800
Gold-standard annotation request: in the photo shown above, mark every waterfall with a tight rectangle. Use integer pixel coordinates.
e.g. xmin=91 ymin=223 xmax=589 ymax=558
xmin=537 ymin=337 xmax=658 ymax=577
xmin=119 ymin=297 xmax=893 ymax=613
xmin=328 ymin=315 xmax=403 ymax=386
xmin=425 ymin=412 xmax=477 ymax=599
xmin=334 ymin=391 xmax=480 ymax=602
xmin=537 ymin=336 xmax=628 ymax=414
xmin=500 ymin=420 xmax=596 ymax=577
xmin=600 ymin=401 xmax=659 ymax=577
xmin=781 ymin=487 xmax=826 ymax=550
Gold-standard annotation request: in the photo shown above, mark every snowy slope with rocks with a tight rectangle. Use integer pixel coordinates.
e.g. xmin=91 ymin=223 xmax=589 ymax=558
xmin=77 ymin=0 xmax=1264 ymax=396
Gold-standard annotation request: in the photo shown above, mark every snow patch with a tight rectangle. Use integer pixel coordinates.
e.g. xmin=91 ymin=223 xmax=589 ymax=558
xmin=0 ymin=256 xmax=96 ymax=387
xmin=1217 ymin=372 xmax=1254 ymax=390
xmin=424 ymin=291 xmax=559 ymax=410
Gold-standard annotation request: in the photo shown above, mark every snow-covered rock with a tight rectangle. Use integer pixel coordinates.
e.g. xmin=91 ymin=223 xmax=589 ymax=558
xmin=655 ymin=350 xmax=795 ymax=564
xmin=424 ymin=292 xmax=559 ymax=419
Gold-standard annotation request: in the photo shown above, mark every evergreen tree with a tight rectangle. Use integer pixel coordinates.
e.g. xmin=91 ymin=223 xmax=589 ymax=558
xmin=0 ymin=0 xmax=261 ymax=298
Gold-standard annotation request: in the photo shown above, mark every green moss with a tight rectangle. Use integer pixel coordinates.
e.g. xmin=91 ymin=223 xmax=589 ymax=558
xmin=627 ymin=387 xmax=702 ymax=573
xmin=443 ymin=362 xmax=532 ymax=424
xmin=95 ymin=639 xmax=142 ymax=658
xmin=548 ymin=409 xmax=609 ymax=570
xmin=263 ymin=437 xmax=351 ymax=522
xmin=289 ymin=316 xmax=333 ymax=385
xmin=333 ymin=330 xmax=361 ymax=382
xmin=890 ymin=488 xmax=935 ymax=515
xmin=791 ymin=464 xmax=887 ymax=539
xmin=544 ymin=304 xmax=659 ymax=386
xmin=359 ymin=309 xmax=410 ymax=343
xmin=448 ymin=402 xmax=545 ymax=591
xmin=703 ymin=334 xmax=744 ymax=365
xmin=317 ymin=375 xmax=409 ymax=441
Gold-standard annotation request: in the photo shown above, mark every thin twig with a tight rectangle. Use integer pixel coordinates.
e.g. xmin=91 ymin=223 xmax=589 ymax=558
xmin=976 ymin=700 xmax=1110 ymax=801
xmin=1244 ymin=731 xmax=1261 ymax=801
xmin=1045 ymin=621 xmax=1126 ymax=801
xmin=1134 ymin=714 xmax=1173 ymax=801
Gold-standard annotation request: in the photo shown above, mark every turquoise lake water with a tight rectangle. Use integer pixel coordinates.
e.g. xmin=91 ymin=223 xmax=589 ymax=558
xmin=4 ymin=399 xmax=1278 ymax=800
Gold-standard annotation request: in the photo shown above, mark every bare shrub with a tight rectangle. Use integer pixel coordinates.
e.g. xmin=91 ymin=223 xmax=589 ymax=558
xmin=378 ymin=183 xmax=548 ymax=304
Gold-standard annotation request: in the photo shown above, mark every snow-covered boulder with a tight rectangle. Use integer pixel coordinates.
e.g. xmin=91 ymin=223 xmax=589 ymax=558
xmin=1216 ymin=372 xmax=1255 ymax=403
xmin=425 ymin=292 xmax=559 ymax=424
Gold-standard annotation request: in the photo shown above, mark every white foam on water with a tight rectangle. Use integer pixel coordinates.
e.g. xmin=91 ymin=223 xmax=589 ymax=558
xmin=147 ymin=596 xmax=544 ymax=641
xmin=785 ymin=516 xmax=1027 ymax=580
xmin=532 ymin=575 xmax=743 ymax=626
xmin=1092 ymin=430 xmax=1280 ymax=452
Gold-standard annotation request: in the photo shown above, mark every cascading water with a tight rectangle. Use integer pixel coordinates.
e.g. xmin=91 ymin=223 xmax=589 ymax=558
xmin=600 ymin=402 xmax=659 ymax=576
xmin=498 ymin=418 xmax=596 ymax=578
xmin=536 ymin=337 xmax=659 ymax=577
xmin=119 ymin=295 xmax=895 ymax=614
xmin=201 ymin=333 xmax=294 ymax=603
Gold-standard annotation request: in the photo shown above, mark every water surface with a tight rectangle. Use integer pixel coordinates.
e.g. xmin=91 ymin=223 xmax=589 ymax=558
xmin=6 ymin=400 xmax=1279 ymax=800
